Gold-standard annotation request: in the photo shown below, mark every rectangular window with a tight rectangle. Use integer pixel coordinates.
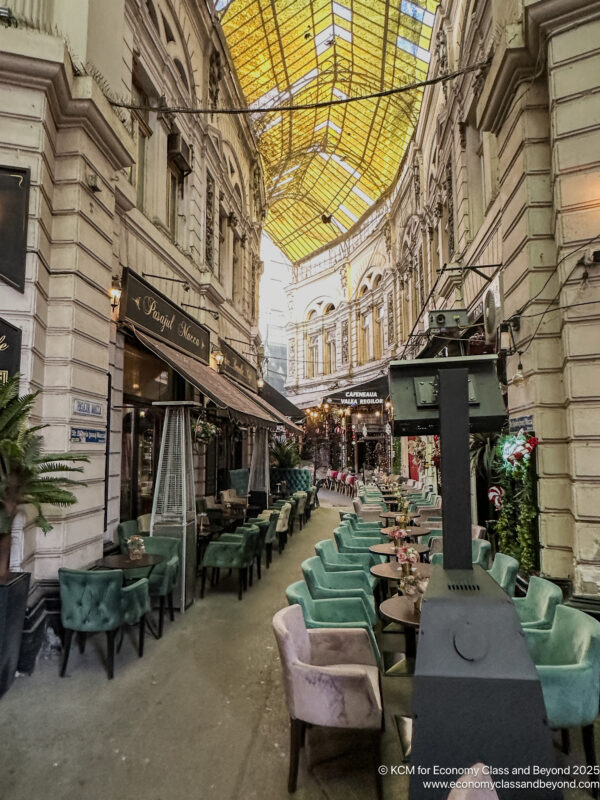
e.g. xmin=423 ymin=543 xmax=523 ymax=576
xmin=131 ymin=82 xmax=151 ymax=211
xmin=166 ymin=168 xmax=179 ymax=239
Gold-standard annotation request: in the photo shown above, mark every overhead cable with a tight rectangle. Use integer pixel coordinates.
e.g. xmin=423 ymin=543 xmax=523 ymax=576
xmin=109 ymin=60 xmax=490 ymax=116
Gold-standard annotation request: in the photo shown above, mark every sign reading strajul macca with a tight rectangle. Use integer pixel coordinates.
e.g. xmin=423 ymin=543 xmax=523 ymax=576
xmin=122 ymin=270 xmax=210 ymax=363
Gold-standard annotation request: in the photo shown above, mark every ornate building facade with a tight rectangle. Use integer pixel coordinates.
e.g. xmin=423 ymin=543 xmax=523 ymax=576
xmin=285 ymin=0 xmax=600 ymax=591
xmin=0 ymin=0 xmax=266 ymax=580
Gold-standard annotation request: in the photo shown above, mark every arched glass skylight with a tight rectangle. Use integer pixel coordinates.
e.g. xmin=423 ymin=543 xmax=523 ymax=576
xmin=219 ymin=0 xmax=439 ymax=262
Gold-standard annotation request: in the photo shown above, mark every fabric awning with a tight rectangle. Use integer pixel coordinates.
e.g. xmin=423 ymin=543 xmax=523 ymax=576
xmin=135 ymin=330 xmax=277 ymax=428
xmin=323 ymin=376 xmax=389 ymax=406
xmin=247 ymin=388 xmax=303 ymax=434
xmin=259 ymin=382 xmax=304 ymax=424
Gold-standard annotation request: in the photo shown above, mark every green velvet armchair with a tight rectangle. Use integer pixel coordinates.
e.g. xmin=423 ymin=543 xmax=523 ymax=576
xmin=525 ymin=605 xmax=600 ymax=789
xmin=142 ymin=536 xmax=180 ymax=638
xmin=487 ymin=552 xmax=519 ymax=596
xmin=301 ymin=557 xmax=376 ymax=625
xmin=429 ymin=540 xmax=491 ymax=568
xmin=285 ymin=580 xmax=380 ymax=666
xmin=513 ymin=576 xmax=563 ymax=630
xmin=315 ymin=539 xmax=381 ymax=588
xmin=334 ymin=528 xmax=383 ymax=555
xmin=200 ymin=525 xmax=259 ymax=600
xmin=59 ymin=568 xmax=150 ymax=679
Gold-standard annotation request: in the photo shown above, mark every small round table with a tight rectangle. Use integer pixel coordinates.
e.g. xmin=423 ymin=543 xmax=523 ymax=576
xmin=379 ymin=510 xmax=420 ymax=523
xmin=368 ymin=542 xmax=429 ymax=558
xmin=370 ymin=562 xmax=432 ymax=582
xmin=379 ymin=594 xmax=422 ymax=659
xmin=98 ymin=554 xmax=164 ymax=572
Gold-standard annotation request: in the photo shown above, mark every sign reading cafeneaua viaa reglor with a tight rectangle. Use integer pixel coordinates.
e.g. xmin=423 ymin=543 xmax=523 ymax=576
xmin=121 ymin=270 xmax=210 ymax=363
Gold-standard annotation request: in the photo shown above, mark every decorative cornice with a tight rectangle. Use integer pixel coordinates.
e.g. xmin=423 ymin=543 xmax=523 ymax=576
xmin=0 ymin=28 xmax=134 ymax=170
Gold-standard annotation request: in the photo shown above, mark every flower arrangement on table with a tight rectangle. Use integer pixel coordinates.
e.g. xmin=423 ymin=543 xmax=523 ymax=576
xmin=398 ymin=571 xmax=429 ymax=612
xmin=396 ymin=544 xmax=419 ymax=564
xmin=127 ymin=535 xmax=146 ymax=560
xmin=387 ymin=527 xmax=408 ymax=552
xmin=193 ymin=418 xmax=219 ymax=444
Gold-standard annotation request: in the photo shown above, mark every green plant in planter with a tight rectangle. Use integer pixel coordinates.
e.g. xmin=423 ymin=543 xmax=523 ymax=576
xmin=0 ymin=375 xmax=88 ymax=580
xmin=270 ymin=439 xmax=300 ymax=469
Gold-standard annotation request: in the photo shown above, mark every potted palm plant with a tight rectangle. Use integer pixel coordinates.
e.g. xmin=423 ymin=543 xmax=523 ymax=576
xmin=0 ymin=374 xmax=88 ymax=697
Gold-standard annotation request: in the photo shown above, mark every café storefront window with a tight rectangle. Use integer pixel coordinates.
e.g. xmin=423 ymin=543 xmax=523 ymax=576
xmin=120 ymin=339 xmax=187 ymax=520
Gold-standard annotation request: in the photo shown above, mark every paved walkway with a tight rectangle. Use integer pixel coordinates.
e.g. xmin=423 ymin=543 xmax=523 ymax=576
xmin=1 ymin=494 xmax=595 ymax=800
xmin=1 ymin=498 xmax=403 ymax=800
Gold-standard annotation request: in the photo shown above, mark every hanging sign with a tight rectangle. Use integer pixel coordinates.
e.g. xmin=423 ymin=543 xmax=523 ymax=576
xmin=0 ymin=317 xmax=22 ymax=384
xmin=122 ymin=270 xmax=210 ymax=363
xmin=325 ymin=376 xmax=388 ymax=406
xmin=219 ymin=339 xmax=258 ymax=391
xmin=70 ymin=427 xmax=107 ymax=444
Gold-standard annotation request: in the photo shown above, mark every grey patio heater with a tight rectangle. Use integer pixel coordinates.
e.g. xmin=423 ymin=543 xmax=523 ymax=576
xmin=150 ymin=401 xmax=197 ymax=610
xmin=388 ymin=356 xmax=560 ymax=800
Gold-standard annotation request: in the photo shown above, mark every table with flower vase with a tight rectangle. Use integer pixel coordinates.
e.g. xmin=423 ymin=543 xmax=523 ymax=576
xmin=378 ymin=510 xmax=421 ymax=524
xmin=96 ymin=553 xmax=164 ymax=576
xmin=368 ymin=541 xmax=429 ymax=559
xmin=94 ymin=553 xmax=165 ymax=639
xmin=370 ymin=562 xmax=432 ymax=582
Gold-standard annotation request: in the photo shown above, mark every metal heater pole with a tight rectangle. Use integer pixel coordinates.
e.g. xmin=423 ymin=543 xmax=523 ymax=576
xmin=439 ymin=368 xmax=471 ymax=570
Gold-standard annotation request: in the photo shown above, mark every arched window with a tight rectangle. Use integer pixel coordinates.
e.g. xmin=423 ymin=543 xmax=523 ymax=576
xmin=323 ymin=302 xmax=335 ymax=315
xmin=372 ymin=274 xmax=382 ymax=290
xmin=306 ymin=333 xmax=319 ymax=379
xmin=161 ymin=14 xmax=175 ymax=42
xmin=359 ymin=284 xmax=368 ymax=297
xmin=174 ymin=59 xmax=189 ymax=91
xmin=306 ymin=309 xmax=316 ymax=321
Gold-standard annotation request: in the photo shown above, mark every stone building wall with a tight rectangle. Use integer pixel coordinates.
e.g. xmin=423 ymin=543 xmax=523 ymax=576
xmin=0 ymin=0 xmax=265 ymax=581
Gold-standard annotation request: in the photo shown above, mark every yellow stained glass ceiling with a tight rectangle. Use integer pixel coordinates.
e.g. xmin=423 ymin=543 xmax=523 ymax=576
xmin=219 ymin=0 xmax=439 ymax=263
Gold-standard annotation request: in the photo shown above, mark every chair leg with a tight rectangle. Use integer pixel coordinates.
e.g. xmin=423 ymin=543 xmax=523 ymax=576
xmin=266 ymin=542 xmax=272 ymax=567
xmin=288 ymin=718 xmax=304 ymax=793
xmin=138 ymin=614 xmax=145 ymax=658
xmin=561 ymin=728 xmax=570 ymax=754
xmin=77 ymin=632 xmax=87 ymax=654
xmin=200 ymin=567 xmax=207 ymax=598
xmin=158 ymin=596 xmax=165 ymax=638
xmin=249 ymin=564 xmax=254 ymax=587
xmin=60 ymin=629 xmax=73 ymax=677
xmin=238 ymin=568 xmax=244 ymax=600
xmin=167 ymin=591 xmax=175 ymax=621
xmin=582 ymin=725 xmax=598 ymax=798
xmin=106 ymin=629 xmax=116 ymax=679
xmin=256 ymin=554 xmax=262 ymax=580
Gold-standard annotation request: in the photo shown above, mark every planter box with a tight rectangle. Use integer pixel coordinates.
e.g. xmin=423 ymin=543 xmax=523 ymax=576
xmin=0 ymin=572 xmax=31 ymax=698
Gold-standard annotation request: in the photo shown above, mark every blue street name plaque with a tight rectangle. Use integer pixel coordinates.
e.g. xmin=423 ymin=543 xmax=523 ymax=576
xmin=70 ymin=427 xmax=107 ymax=444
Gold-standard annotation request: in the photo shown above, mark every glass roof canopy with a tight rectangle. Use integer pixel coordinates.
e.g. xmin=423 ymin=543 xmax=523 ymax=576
xmin=219 ymin=0 xmax=439 ymax=263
